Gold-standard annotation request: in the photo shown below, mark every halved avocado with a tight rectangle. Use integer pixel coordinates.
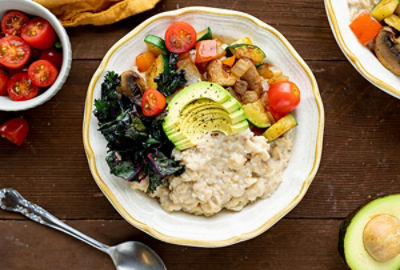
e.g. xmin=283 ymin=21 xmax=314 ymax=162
xmin=339 ymin=194 xmax=400 ymax=270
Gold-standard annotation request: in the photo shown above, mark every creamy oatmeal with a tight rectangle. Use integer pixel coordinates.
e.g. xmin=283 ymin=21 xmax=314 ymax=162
xmin=131 ymin=129 xmax=293 ymax=216
xmin=348 ymin=0 xmax=379 ymax=20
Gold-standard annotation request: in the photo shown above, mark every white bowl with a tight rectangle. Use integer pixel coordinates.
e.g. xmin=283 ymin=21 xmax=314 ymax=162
xmin=0 ymin=0 xmax=72 ymax=111
xmin=83 ymin=7 xmax=324 ymax=247
xmin=325 ymin=0 xmax=400 ymax=99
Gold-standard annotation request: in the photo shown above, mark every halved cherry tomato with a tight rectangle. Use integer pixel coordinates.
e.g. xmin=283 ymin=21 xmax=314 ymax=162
xmin=0 ymin=69 xmax=8 ymax=96
xmin=0 ymin=35 xmax=31 ymax=69
xmin=350 ymin=11 xmax=382 ymax=46
xmin=136 ymin=51 xmax=156 ymax=72
xmin=40 ymin=48 xmax=62 ymax=69
xmin=141 ymin=88 xmax=166 ymax=116
xmin=268 ymin=81 xmax=301 ymax=115
xmin=21 ymin=17 xmax=56 ymax=50
xmin=7 ymin=72 xmax=39 ymax=101
xmin=165 ymin=22 xmax=197 ymax=54
xmin=1 ymin=11 xmax=29 ymax=36
xmin=0 ymin=117 xmax=29 ymax=146
xmin=28 ymin=60 xmax=58 ymax=87
xmin=267 ymin=105 xmax=284 ymax=121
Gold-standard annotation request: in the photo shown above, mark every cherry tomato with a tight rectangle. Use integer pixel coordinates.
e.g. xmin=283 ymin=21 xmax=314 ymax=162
xmin=21 ymin=17 xmax=56 ymax=50
xmin=0 ymin=69 xmax=9 ymax=96
xmin=0 ymin=35 xmax=31 ymax=69
xmin=165 ymin=22 xmax=197 ymax=54
xmin=40 ymin=48 xmax=62 ymax=69
xmin=141 ymin=88 xmax=166 ymax=116
xmin=268 ymin=81 xmax=301 ymax=115
xmin=1 ymin=10 xmax=29 ymax=36
xmin=7 ymin=72 xmax=39 ymax=101
xmin=28 ymin=60 xmax=58 ymax=87
xmin=0 ymin=117 xmax=29 ymax=146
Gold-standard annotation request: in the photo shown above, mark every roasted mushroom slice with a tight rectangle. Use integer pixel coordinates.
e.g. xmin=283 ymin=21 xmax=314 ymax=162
xmin=241 ymin=57 xmax=262 ymax=95
xmin=207 ymin=59 xmax=237 ymax=86
xmin=374 ymin=27 xmax=400 ymax=76
xmin=119 ymin=70 xmax=147 ymax=99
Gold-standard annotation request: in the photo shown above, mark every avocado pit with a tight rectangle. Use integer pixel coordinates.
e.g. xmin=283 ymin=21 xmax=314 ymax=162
xmin=363 ymin=214 xmax=400 ymax=262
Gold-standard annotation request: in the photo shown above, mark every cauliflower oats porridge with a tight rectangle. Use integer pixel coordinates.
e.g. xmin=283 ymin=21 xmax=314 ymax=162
xmin=131 ymin=129 xmax=294 ymax=216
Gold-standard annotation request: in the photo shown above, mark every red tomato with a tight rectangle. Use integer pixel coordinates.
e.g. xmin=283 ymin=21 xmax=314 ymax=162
xmin=7 ymin=72 xmax=39 ymax=101
xmin=165 ymin=22 xmax=197 ymax=54
xmin=0 ymin=69 xmax=8 ymax=96
xmin=28 ymin=60 xmax=58 ymax=87
xmin=21 ymin=17 xmax=56 ymax=50
xmin=40 ymin=48 xmax=62 ymax=69
xmin=0 ymin=35 xmax=31 ymax=69
xmin=0 ymin=117 xmax=29 ymax=146
xmin=268 ymin=81 xmax=301 ymax=115
xmin=267 ymin=105 xmax=284 ymax=121
xmin=195 ymin=40 xmax=217 ymax=63
xmin=141 ymin=88 xmax=166 ymax=116
xmin=1 ymin=10 xmax=29 ymax=36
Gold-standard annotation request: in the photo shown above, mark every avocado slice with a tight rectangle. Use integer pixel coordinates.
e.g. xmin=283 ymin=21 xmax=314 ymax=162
xmin=163 ymin=81 xmax=248 ymax=150
xmin=339 ymin=194 xmax=400 ymax=270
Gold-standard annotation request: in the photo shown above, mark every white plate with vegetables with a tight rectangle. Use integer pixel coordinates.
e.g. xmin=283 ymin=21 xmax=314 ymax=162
xmin=325 ymin=0 xmax=400 ymax=99
xmin=83 ymin=6 xmax=324 ymax=247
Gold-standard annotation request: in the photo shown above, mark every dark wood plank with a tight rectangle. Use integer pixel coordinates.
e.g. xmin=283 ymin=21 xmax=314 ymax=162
xmin=0 ymin=219 xmax=346 ymax=270
xmin=0 ymin=59 xmax=399 ymax=220
xmin=68 ymin=0 xmax=343 ymax=61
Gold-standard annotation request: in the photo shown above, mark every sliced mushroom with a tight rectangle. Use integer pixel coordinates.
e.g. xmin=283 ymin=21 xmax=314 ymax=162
xmin=241 ymin=57 xmax=262 ymax=95
xmin=119 ymin=70 xmax=147 ymax=99
xmin=374 ymin=27 xmax=400 ymax=76
xmin=207 ymin=59 xmax=238 ymax=86
xmin=234 ymin=79 xmax=248 ymax=95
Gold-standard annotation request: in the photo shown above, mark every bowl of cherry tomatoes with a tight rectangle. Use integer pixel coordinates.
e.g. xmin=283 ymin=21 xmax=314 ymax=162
xmin=0 ymin=0 xmax=72 ymax=111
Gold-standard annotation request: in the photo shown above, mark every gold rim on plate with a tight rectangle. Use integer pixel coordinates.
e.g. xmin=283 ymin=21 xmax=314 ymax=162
xmin=325 ymin=0 xmax=400 ymax=98
xmin=82 ymin=6 xmax=325 ymax=247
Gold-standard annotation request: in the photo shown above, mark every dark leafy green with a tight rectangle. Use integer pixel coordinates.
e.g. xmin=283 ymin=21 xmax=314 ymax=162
xmin=154 ymin=53 xmax=186 ymax=97
xmin=95 ymin=71 xmax=184 ymax=193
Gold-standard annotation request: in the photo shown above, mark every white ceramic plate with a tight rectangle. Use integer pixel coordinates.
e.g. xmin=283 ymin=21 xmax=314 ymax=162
xmin=83 ymin=7 xmax=324 ymax=247
xmin=325 ymin=0 xmax=400 ymax=99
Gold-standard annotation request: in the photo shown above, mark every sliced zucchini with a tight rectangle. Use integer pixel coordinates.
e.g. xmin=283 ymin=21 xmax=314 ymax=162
xmin=263 ymin=113 xmax=297 ymax=142
xmin=384 ymin=14 xmax=400 ymax=30
xmin=144 ymin=34 xmax=168 ymax=55
xmin=196 ymin=27 xmax=212 ymax=41
xmin=371 ymin=0 xmax=399 ymax=21
xmin=146 ymin=54 xmax=168 ymax=89
xmin=231 ymin=37 xmax=253 ymax=45
xmin=242 ymin=100 xmax=271 ymax=128
xmin=226 ymin=44 xmax=266 ymax=65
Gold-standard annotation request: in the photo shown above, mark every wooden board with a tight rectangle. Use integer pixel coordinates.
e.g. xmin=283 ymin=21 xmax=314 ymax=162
xmin=0 ymin=0 xmax=399 ymax=269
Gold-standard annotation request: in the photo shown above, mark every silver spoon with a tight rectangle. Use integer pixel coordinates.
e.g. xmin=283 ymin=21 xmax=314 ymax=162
xmin=0 ymin=188 xmax=166 ymax=270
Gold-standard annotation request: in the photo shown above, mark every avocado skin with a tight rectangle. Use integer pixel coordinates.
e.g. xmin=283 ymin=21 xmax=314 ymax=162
xmin=338 ymin=194 xmax=397 ymax=269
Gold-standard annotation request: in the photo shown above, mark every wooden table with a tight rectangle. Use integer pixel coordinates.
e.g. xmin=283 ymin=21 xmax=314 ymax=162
xmin=1 ymin=0 xmax=399 ymax=269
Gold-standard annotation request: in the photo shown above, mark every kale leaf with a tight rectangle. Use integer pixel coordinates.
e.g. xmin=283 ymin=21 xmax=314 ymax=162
xmin=94 ymin=71 xmax=184 ymax=193
xmin=154 ymin=53 xmax=186 ymax=97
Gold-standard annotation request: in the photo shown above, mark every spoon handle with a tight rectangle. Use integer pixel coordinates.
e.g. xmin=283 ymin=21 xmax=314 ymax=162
xmin=0 ymin=188 xmax=111 ymax=254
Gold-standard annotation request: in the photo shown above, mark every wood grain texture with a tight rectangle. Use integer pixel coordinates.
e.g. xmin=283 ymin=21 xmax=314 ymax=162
xmin=0 ymin=0 xmax=399 ymax=269
xmin=0 ymin=219 xmax=346 ymax=270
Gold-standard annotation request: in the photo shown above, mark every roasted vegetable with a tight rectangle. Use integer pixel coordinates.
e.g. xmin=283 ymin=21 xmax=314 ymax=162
xmin=226 ymin=44 xmax=265 ymax=65
xmin=177 ymin=58 xmax=202 ymax=85
xmin=241 ymin=90 xmax=259 ymax=104
xmin=371 ymin=0 xmax=399 ymax=21
xmin=207 ymin=59 xmax=237 ymax=86
xmin=350 ymin=12 xmax=382 ymax=45
xmin=95 ymin=71 xmax=184 ymax=193
xmin=196 ymin=27 xmax=213 ymax=41
xmin=242 ymin=100 xmax=271 ymax=128
xmin=231 ymin=58 xmax=251 ymax=77
xmin=263 ymin=113 xmax=297 ymax=141
xmin=144 ymin=34 xmax=168 ymax=55
xmin=146 ymin=54 xmax=168 ymax=89
xmin=230 ymin=37 xmax=253 ymax=45
xmin=154 ymin=53 xmax=187 ymax=97
xmin=384 ymin=14 xmax=400 ymax=30
xmin=241 ymin=57 xmax=262 ymax=94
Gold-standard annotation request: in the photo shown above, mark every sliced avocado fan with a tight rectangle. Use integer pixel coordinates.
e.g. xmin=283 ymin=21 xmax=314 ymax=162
xmin=339 ymin=194 xmax=400 ymax=270
xmin=163 ymin=81 xmax=248 ymax=150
